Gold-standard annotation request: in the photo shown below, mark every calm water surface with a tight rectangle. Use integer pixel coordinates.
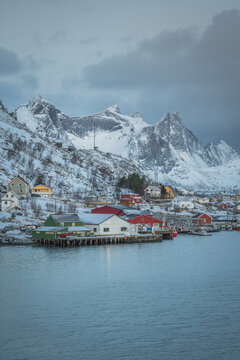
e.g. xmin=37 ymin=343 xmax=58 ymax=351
xmin=1 ymin=231 xmax=240 ymax=360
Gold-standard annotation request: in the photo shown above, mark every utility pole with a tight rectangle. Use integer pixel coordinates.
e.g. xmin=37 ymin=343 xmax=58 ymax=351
xmin=93 ymin=122 xmax=98 ymax=150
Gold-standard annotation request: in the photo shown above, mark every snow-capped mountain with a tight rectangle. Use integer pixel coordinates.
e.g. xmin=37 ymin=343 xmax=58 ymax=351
xmin=0 ymin=100 xmax=143 ymax=196
xmin=1 ymin=96 xmax=239 ymax=190
xmin=57 ymin=102 xmax=239 ymax=188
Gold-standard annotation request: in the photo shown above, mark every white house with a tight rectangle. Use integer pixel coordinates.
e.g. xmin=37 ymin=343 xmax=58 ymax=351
xmin=1 ymin=191 xmax=19 ymax=211
xmin=235 ymin=203 xmax=240 ymax=213
xmin=79 ymin=213 xmax=134 ymax=235
xmin=144 ymin=186 xmax=161 ymax=198
xmin=196 ymin=197 xmax=210 ymax=205
xmin=171 ymin=197 xmax=194 ymax=211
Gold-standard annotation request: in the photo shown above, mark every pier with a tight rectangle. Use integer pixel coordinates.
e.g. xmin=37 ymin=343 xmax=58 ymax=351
xmin=34 ymin=229 xmax=174 ymax=247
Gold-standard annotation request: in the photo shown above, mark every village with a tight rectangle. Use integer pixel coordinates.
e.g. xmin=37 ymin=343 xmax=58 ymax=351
xmin=0 ymin=175 xmax=240 ymax=245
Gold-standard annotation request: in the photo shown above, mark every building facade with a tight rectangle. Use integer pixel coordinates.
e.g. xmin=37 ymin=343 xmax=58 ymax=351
xmin=32 ymin=184 xmax=53 ymax=197
xmin=7 ymin=176 xmax=30 ymax=197
xmin=1 ymin=191 xmax=19 ymax=211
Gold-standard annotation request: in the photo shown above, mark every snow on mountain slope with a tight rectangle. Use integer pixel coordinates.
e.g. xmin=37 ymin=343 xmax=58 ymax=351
xmin=64 ymin=104 xmax=147 ymax=158
xmin=3 ymin=96 xmax=240 ymax=190
xmin=0 ymin=102 xmax=143 ymax=195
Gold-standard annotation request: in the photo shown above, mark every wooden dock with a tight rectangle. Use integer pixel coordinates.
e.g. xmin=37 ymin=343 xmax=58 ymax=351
xmin=34 ymin=230 xmax=174 ymax=247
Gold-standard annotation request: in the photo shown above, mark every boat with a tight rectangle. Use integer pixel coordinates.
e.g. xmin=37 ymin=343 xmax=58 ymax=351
xmin=188 ymin=230 xmax=212 ymax=236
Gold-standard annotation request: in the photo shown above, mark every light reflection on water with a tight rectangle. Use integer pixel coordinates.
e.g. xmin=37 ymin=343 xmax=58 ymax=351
xmin=0 ymin=231 xmax=240 ymax=360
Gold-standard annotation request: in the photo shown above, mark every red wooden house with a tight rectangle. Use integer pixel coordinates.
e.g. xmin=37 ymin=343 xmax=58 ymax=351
xmin=122 ymin=214 xmax=163 ymax=229
xmin=120 ymin=193 xmax=142 ymax=204
xmin=219 ymin=203 xmax=228 ymax=210
xmin=192 ymin=213 xmax=212 ymax=225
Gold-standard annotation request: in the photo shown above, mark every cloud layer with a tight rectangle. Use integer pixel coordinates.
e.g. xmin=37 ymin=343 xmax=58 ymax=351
xmin=82 ymin=9 xmax=240 ymax=150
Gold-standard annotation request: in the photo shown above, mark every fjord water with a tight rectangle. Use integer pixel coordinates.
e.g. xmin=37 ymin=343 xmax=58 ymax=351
xmin=1 ymin=232 xmax=240 ymax=360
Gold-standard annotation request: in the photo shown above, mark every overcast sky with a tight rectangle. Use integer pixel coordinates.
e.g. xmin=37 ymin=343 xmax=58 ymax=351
xmin=1 ymin=0 xmax=240 ymax=151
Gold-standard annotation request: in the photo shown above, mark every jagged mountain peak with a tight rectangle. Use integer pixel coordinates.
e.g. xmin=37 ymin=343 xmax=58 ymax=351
xmin=104 ymin=104 xmax=121 ymax=114
xmin=132 ymin=111 xmax=144 ymax=119
xmin=158 ymin=111 xmax=182 ymax=126
xmin=14 ymin=96 xmax=71 ymax=146
xmin=28 ymin=95 xmax=60 ymax=116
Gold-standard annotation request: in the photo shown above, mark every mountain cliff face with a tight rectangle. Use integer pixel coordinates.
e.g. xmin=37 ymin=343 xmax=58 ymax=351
xmin=59 ymin=103 xmax=239 ymax=177
xmin=1 ymin=96 xmax=239 ymax=190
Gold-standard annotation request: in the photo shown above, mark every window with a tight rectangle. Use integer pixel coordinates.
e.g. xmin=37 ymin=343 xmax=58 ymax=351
xmin=6 ymin=194 xmax=8 ymax=198
xmin=121 ymin=227 xmax=127 ymax=231
xmin=154 ymin=223 xmax=159 ymax=228
xmin=5 ymin=201 xmax=8 ymax=204
xmin=103 ymin=228 xmax=109 ymax=232
xmin=93 ymin=228 xmax=97 ymax=232
xmin=72 ymin=222 xmax=75 ymax=226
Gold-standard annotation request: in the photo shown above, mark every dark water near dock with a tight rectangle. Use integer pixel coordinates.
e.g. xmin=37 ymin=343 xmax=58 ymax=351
xmin=1 ymin=231 xmax=240 ymax=360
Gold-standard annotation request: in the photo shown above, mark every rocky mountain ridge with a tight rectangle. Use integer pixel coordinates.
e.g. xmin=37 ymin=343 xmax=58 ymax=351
xmin=1 ymin=96 xmax=239 ymax=190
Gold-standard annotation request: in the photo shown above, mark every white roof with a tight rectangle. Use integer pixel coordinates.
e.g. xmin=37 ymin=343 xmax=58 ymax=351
xmin=79 ymin=213 xmax=114 ymax=225
xmin=68 ymin=226 xmax=91 ymax=231
xmin=35 ymin=227 xmax=66 ymax=232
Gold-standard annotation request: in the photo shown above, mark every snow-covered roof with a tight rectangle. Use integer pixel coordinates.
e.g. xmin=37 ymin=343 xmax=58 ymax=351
xmin=1 ymin=190 xmax=19 ymax=199
xmin=111 ymin=204 xmax=136 ymax=210
xmin=146 ymin=186 xmax=161 ymax=191
xmin=35 ymin=227 xmax=67 ymax=232
xmin=68 ymin=226 xmax=92 ymax=231
xmin=79 ymin=213 xmax=115 ymax=225
xmin=174 ymin=196 xmax=193 ymax=202
xmin=124 ymin=209 xmax=141 ymax=216
xmin=192 ymin=212 xmax=211 ymax=219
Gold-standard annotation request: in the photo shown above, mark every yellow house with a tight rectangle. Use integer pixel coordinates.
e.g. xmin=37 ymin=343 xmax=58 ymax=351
xmin=164 ymin=186 xmax=175 ymax=199
xmin=32 ymin=184 xmax=53 ymax=197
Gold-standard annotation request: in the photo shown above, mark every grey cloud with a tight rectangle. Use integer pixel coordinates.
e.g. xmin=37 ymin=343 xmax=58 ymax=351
xmin=50 ymin=30 xmax=66 ymax=42
xmin=0 ymin=47 xmax=22 ymax=75
xmin=81 ymin=9 xmax=240 ymax=151
xmin=79 ymin=37 xmax=99 ymax=46
xmin=21 ymin=74 xmax=38 ymax=89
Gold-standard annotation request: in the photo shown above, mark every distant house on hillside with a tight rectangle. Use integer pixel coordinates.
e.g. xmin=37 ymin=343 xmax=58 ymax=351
xmin=219 ymin=203 xmax=228 ymax=210
xmin=192 ymin=213 xmax=212 ymax=225
xmin=84 ymin=192 xmax=112 ymax=207
xmin=144 ymin=186 xmax=161 ymax=199
xmin=120 ymin=193 xmax=141 ymax=207
xmin=196 ymin=197 xmax=209 ymax=205
xmin=164 ymin=186 xmax=175 ymax=199
xmin=7 ymin=176 xmax=30 ymax=198
xmin=1 ymin=191 xmax=19 ymax=211
xmin=32 ymin=184 xmax=53 ymax=197
xmin=172 ymin=197 xmax=194 ymax=211
xmin=219 ymin=194 xmax=231 ymax=203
